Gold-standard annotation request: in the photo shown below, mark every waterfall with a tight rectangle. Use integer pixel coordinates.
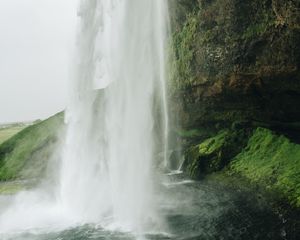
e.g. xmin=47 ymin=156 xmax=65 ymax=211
xmin=59 ymin=0 xmax=170 ymax=232
xmin=0 ymin=0 xmax=170 ymax=236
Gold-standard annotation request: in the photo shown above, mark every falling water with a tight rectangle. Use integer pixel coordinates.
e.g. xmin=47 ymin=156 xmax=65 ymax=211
xmin=59 ymin=0 xmax=170 ymax=232
xmin=0 ymin=1 xmax=293 ymax=239
xmin=0 ymin=0 xmax=170 ymax=236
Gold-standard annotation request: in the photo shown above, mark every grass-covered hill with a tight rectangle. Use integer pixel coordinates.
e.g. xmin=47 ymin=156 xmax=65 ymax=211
xmin=0 ymin=124 xmax=28 ymax=145
xmin=0 ymin=112 xmax=64 ymax=182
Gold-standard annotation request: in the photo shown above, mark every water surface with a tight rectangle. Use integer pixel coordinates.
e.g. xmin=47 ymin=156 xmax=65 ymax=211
xmin=1 ymin=173 xmax=287 ymax=240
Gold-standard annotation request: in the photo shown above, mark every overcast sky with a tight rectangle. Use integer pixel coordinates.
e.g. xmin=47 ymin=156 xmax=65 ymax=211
xmin=0 ymin=0 xmax=79 ymax=123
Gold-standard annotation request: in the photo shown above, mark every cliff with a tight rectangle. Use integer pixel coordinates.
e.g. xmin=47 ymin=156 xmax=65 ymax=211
xmin=169 ymin=0 xmax=300 ymax=208
xmin=169 ymin=0 xmax=300 ymax=136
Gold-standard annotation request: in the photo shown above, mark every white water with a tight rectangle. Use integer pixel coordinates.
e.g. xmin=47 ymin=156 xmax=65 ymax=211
xmin=59 ymin=0 xmax=170 ymax=231
xmin=0 ymin=0 xmax=169 ymax=237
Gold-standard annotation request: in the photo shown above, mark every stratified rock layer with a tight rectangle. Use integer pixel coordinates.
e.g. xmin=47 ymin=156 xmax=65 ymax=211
xmin=169 ymin=0 xmax=300 ymax=136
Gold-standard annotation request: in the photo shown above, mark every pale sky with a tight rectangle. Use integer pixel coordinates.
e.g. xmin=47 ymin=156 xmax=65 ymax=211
xmin=0 ymin=0 xmax=79 ymax=123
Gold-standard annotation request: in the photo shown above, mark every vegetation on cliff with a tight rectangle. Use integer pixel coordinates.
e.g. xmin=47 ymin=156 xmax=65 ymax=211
xmin=170 ymin=0 xmax=300 ymax=210
xmin=230 ymin=128 xmax=300 ymax=207
xmin=170 ymin=0 xmax=300 ymax=130
xmin=183 ymin=129 xmax=249 ymax=178
xmin=183 ymin=127 xmax=300 ymax=207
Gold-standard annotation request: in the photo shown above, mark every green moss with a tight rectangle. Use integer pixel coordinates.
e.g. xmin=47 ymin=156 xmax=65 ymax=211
xmin=198 ymin=131 xmax=228 ymax=154
xmin=0 ymin=112 xmax=64 ymax=181
xmin=176 ymin=129 xmax=204 ymax=138
xmin=230 ymin=128 xmax=300 ymax=207
xmin=184 ymin=129 xmax=249 ymax=178
xmin=185 ymin=131 xmax=227 ymax=178
xmin=170 ymin=13 xmax=199 ymax=91
xmin=241 ymin=11 xmax=275 ymax=40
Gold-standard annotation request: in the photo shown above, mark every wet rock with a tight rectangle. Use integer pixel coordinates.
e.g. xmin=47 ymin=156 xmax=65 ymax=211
xmin=169 ymin=0 xmax=300 ymax=135
xmin=183 ymin=129 xmax=250 ymax=178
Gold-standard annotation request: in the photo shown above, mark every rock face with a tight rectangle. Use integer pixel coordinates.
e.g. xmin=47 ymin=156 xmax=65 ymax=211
xmin=169 ymin=0 xmax=300 ymax=137
xmin=169 ymin=0 xmax=300 ymax=208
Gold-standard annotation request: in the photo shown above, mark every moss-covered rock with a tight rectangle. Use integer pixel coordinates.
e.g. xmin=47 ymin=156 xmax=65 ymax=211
xmin=169 ymin=0 xmax=300 ymax=132
xmin=169 ymin=0 xmax=300 ymax=210
xmin=229 ymin=128 xmax=300 ymax=207
xmin=183 ymin=127 xmax=300 ymax=207
xmin=183 ymin=129 xmax=249 ymax=178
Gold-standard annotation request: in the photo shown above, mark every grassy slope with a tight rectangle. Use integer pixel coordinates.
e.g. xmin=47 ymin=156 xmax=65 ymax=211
xmin=0 ymin=112 xmax=64 ymax=181
xmin=0 ymin=126 xmax=26 ymax=145
xmin=229 ymin=128 xmax=300 ymax=207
